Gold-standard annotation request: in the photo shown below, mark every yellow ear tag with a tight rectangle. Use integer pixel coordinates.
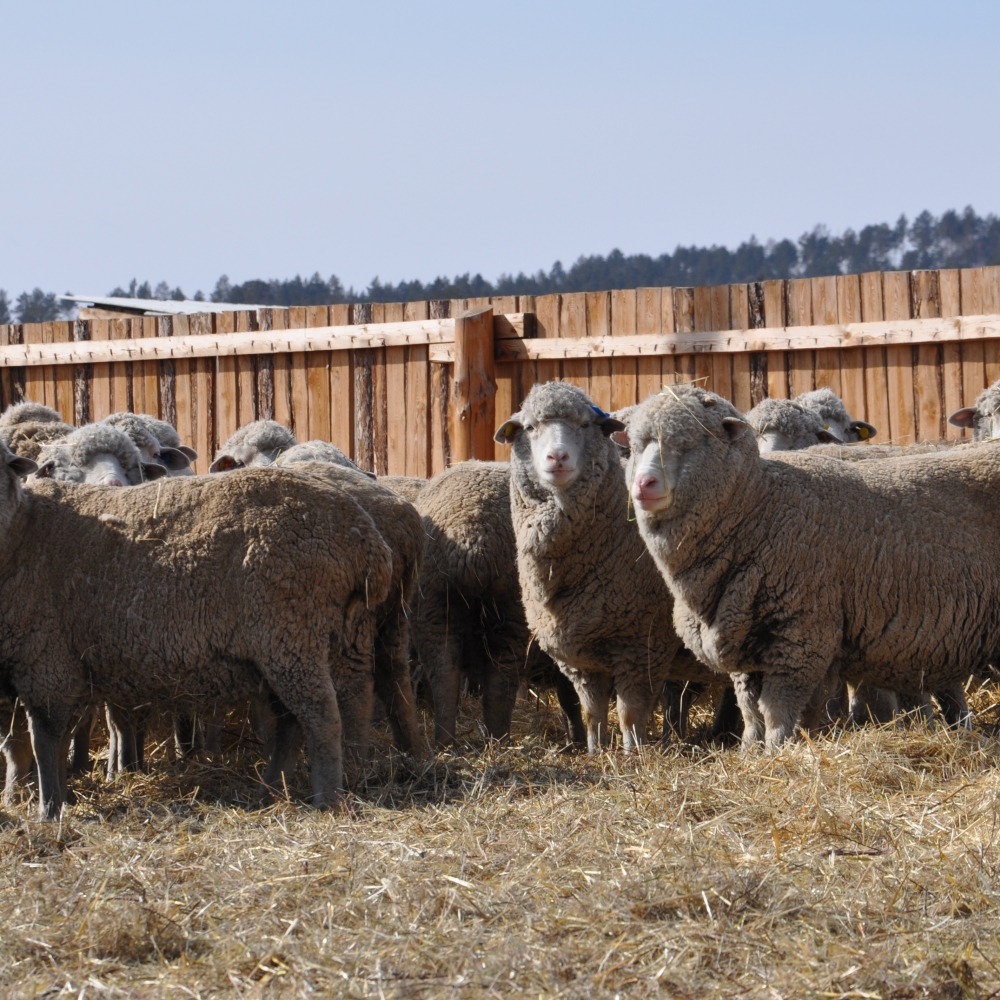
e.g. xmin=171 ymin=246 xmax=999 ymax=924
xmin=859 ymin=427 xmax=870 ymax=439
xmin=505 ymin=425 xmax=514 ymax=438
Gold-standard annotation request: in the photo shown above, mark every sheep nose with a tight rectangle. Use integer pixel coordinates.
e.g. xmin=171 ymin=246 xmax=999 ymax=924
xmin=635 ymin=473 xmax=660 ymax=493
xmin=546 ymin=448 xmax=570 ymax=466
xmin=99 ymin=475 xmax=124 ymax=487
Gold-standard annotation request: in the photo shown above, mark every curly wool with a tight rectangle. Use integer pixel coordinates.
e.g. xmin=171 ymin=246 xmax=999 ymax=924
xmin=0 ymin=420 xmax=74 ymax=462
xmin=746 ymin=397 xmax=826 ymax=438
xmin=795 ymin=388 xmax=851 ymax=429
xmin=0 ymin=402 xmax=64 ymax=427
xmin=103 ymin=413 xmax=165 ymax=455
xmin=276 ymin=441 xmax=362 ymax=473
xmin=131 ymin=414 xmax=182 ymax=449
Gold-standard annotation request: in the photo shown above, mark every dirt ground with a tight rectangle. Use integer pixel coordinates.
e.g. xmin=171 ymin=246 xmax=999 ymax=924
xmin=2 ymin=684 xmax=1000 ymax=999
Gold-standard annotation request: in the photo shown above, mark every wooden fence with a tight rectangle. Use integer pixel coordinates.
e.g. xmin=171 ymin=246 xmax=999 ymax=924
xmin=2 ymin=265 xmax=1000 ymax=474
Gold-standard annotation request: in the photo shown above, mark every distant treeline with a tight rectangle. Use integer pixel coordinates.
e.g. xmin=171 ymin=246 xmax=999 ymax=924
xmin=3 ymin=207 xmax=998 ymax=323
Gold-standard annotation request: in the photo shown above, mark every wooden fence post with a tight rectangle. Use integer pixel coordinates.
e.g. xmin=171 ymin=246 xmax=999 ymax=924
xmin=452 ymin=305 xmax=496 ymax=462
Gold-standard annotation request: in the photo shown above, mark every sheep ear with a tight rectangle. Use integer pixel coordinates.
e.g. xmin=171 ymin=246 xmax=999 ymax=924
xmin=816 ymin=429 xmax=842 ymax=444
xmin=159 ymin=446 xmax=191 ymax=470
xmin=494 ymin=416 xmax=524 ymax=445
xmin=8 ymin=455 xmax=39 ymax=478
xmin=364 ymin=470 xmax=377 ymax=480
xmin=209 ymin=453 xmax=242 ymax=473
xmin=178 ymin=445 xmax=199 ymax=461
xmin=599 ymin=417 xmax=626 ymax=438
xmin=141 ymin=462 xmax=168 ymax=480
xmin=849 ymin=420 xmax=877 ymax=441
xmin=721 ymin=418 xmax=748 ymax=441
xmin=948 ymin=407 xmax=977 ymax=429
xmin=610 ymin=428 xmax=630 ymax=448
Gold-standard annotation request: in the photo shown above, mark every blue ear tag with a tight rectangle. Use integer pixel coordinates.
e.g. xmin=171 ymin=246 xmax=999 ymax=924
xmin=590 ymin=405 xmax=610 ymax=419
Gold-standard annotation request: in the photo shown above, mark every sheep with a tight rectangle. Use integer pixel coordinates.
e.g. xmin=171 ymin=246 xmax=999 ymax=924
xmin=274 ymin=449 xmax=424 ymax=756
xmin=795 ymin=387 xmax=877 ymax=442
xmin=495 ymin=381 xmax=710 ymax=753
xmin=745 ymin=397 xmax=844 ymax=452
xmin=0 ymin=441 xmax=392 ymax=818
xmin=379 ymin=476 xmax=426 ymax=503
xmin=130 ymin=413 xmax=199 ymax=468
xmin=0 ymin=402 xmax=74 ymax=462
xmin=104 ymin=412 xmax=193 ymax=476
xmin=948 ymin=379 xmax=1000 ymax=441
xmin=32 ymin=423 xmax=167 ymax=487
xmin=410 ymin=460 xmax=585 ymax=747
xmin=210 ymin=419 xmax=296 ymax=471
xmin=625 ymin=385 xmax=1000 ymax=749
xmin=805 ymin=441 xmax=953 ymax=461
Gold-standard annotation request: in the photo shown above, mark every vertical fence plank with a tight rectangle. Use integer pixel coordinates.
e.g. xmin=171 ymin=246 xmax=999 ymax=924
xmin=586 ymin=292 xmax=611 ymax=410
xmin=266 ymin=308 xmax=292 ymax=430
xmin=50 ymin=322 xmax=74 ymax=422
xmin=636 ymin=287 xmax=662 ymax=403
xmin=882 ymin=271 xmax=915 ymax=444
xmin=610 ymin=289 xmax=637 ymax=410
xmin=285 ymin=306 xmax=309 ymax=439
xmin=157 ymin=316 xmax=177 ymax=430
xmin=729 ymin=284 xmax=752 ymax=412
xmin=369 ymin=303 xmax=389 ymax=476
xmin=256 ymin=309 xmax=276 ymax=421
xmin=981 ymin=266 xmax=1000 ymax=386
xmin=935 ymin=270 xmax=964 ymax=438
xmin=171 ymin=314 xmax=194 ymax=464
xmin=763 ymin=280 xmax=787 ymax=398
xmin=22 ymin=323 xmax=46 ymax=405
xmin=960 ymin=268 xmax=987 ymax=412
xmin=90 ymin=320 xmax=112 ymax=420
xmin=351 ymin=303 xmax=377 ymax=474
xmin=709 ymin=284 xmax=732 ymax=403
xmin=859 ymin=273 xmax=890 ymax=436
xmin=215 ymin=311 xmax=239 ymax=447
xmin=401 ymin=300 xmax=428 ymax=474
xmin=304 ymin=305 xmax=332 ymax=442
xmin=428 ymin=300 xmax=451 ymax=475
xmin=452 ymin=306 xmax=495 ymax=462
xmin=189 ymin=312 xmax=215 ymax=466
xmin=560 ymin=292 xmax=590 ymax=396
xmin=383 ymin=302 xmax=407 ymax=474
xmin=109 ymin=318 xmax=131 ymax=413
xmin=535 ymin=294 xmax=560 ymax=339
xmin=910 ymin=271 xmax=944 ymax=441
xmin=811 ymin=276 xmax=841 ymax=398
xmin=72 ymin=319 xmax=92 ymax=425
xmin=835 ymin=275 xmax=865 ymax=424
xmin=785 ymin=279 xmax=813 ymax=397
xmin=234 ymin=310 xmax=259 ymax=427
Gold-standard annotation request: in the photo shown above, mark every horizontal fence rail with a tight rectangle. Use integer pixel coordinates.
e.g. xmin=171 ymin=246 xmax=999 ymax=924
xmin=2 ymin=265 xmax=999 ymax=472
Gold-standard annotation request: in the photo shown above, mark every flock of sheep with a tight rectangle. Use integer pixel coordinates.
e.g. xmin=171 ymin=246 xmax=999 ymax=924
xmin=0 ymin=372 xmax=998 ymax=819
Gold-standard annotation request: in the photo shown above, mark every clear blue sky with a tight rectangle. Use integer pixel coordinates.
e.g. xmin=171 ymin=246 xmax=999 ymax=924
xmin=2 ymin=0 xmax=997 ymax=298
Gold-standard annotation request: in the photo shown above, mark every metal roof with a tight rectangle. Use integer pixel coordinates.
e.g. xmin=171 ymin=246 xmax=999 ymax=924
xmin=60 ymin=294 xmax=285 ymax=316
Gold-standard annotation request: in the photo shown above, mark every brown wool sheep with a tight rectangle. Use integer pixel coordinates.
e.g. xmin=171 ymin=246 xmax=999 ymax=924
xmin=496 ymin=382 xmax=709 ymax=753
xmin=0 ymin=444 xmax=392 ymax=817
xmin=275 ymin=453 xmax=425 ymax=756
xmin=411 ymin=460 xmax=585 ymax=747
xmin=627 ymin=386 xmax=1000 ymax=749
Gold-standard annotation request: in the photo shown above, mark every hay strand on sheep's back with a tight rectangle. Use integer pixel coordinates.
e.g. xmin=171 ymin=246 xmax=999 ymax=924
xmin=2 ymin=686 xmax=1000 ymax=998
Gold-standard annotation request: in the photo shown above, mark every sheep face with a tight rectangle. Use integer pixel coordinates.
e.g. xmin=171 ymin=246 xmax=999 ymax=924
xmin=626 ymin=388 xmax=751 ymax=524
xmin=210 ymin=420 xmax=296 ymax=473
xmin=949 ymin=384 xmax=1000 ymax=443
xmin=495 ymin=382 xmax=624 ymax=491
xmin=747 ymin=398 xmax=843 ymax=453
xmin=34 ymin=446 xmax=132 ymax=487
xmin=32 ymin=426 xmax=167 ymax=488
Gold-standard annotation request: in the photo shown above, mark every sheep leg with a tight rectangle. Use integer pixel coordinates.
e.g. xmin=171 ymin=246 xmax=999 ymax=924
xmin=616 ymin=682 xmax=657 ymax=752
xmin=733 ymin=672 xmax=765 ymax=748
xmin=710 ymin=685 xmax=743 ymax=744
xmin=480 ymin=656 xmax=519 ymax=742
xmin=1 ymin=703 xmax=35 ymax=804
xmin=660 ymin=681 xmax=705 ymax=743
xmin=570 ymin=670 xmax=613 ymax=754
xmin=553 ymin=671 xmax=586 ymax=745
xmin=105 ymin=705 xmax=140 ymax=776
xmin=428 ymin=633 xmax=463 ymax=748
xmin=173 ymin=712 xmax=203 ymax=759
xmin=372 ymin=606 xmax=423 ymax=756
xmin=25 ymin=705 xmax=73 ymax=820
xmin=848 ymin=683 xmax=899 ymax=725
xmin=259 ymin=697 xmax=305 ymax=798
xmin=69 ymin=705 xmax=97 ymax=775
xmin=105 ymin=705 xmax=118 ymax=780
xmin=936 ymin=683 xmax=972 ymax=729
xmin=336 ymin=613 xmax=377 ymax=773
xmin=760 ymin=670 xmax=828 ymax=749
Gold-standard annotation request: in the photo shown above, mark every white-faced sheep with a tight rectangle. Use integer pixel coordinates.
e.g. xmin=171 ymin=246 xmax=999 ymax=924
xmin=104 ymin=412 xmax=194 ymax=476
xmin=210 ymin=419 xmax=297 ymax=471
xmin=496 ymin=381 xmax=710 ymax=753
xmin=410 ymin=460 xmax=585 ymax=748
xmin=626 ymin=385 xmax=1000 ymax=749
xmin=795 ymin=387 xmax=877 ymax=442
xmin=0 ymin=443 xmax=392 ymax=817
xmin=746 ymin=397 xmax=844 ymax=452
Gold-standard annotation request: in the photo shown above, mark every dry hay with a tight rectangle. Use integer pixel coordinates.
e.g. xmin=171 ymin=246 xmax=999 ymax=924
xmin=2 ymin=685 xmax=1000 ymax=999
